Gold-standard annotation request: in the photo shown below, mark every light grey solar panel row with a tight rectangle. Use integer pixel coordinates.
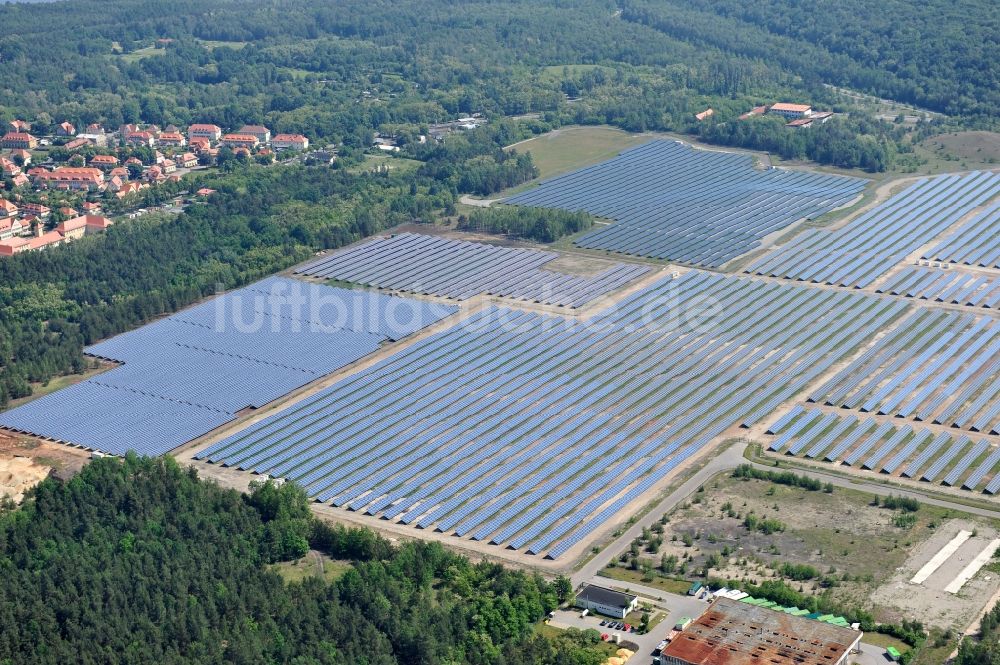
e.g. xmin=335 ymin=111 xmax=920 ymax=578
xmin=295 ymin=232 xmax=649 ymax=308
xmin=197 ymin=273 xmax=901 ymax=558
xmin=747 ymin=171 xmax=1000 ymax=287
xmin=0 ymin=276 xmax=455 ymax=456
xmin=504 ymin=139 xmax=865 ymax=267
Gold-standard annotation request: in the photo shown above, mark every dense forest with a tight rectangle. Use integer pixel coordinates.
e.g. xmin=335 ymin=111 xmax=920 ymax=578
xmin=0 ymin=455 xmax=609 ymax=664
xmin=0 ymin=0 xmax=985 ymax=170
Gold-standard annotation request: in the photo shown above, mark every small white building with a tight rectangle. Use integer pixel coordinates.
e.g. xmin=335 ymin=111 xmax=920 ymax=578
xmin=768 ymin=103 xmax=813 ymax=120
xmin=575 ymin=585 xmax=639 ymax=619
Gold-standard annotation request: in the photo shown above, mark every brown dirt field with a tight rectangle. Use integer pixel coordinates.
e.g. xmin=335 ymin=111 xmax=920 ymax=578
xmin=0 ymin=431 xmax=89 ymax=501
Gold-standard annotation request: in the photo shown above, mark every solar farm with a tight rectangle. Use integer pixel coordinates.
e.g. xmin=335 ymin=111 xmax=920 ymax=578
xmin=504 ymin=140 xmax=866 ymax=267
xmin=295 ymin=232 xmax=650 ymax=308
xmin=3 ymin=137 xmax=1000 ymax=565
xmin=0 ymin=277 xmax=457 ymax=455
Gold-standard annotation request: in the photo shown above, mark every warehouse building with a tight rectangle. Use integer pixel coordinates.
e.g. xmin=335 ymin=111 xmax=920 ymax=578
xmin=574 ymin=585 xmax=638 ymax=619
xmin=768 ymin=102 xmax=813 ymax=119
xmin=659 ymin=598 xmax=862 ymax=665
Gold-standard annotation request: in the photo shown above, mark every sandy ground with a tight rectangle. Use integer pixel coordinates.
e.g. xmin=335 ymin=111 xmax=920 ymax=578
xmin=871 ymin=519 xmax=1000 ymax=629
xmin=0 ymin=431 xmax=89 ymax=502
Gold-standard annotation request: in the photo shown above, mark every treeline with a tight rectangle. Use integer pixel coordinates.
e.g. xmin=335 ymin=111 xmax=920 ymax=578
xmin=0 ymin=164 xmax=454 ymax=407
xmin=457 ymin=207 xmax=595 ymax=243
xmin=732 ymin=464 xmax=830 ymax=492
xmin=0 ymin=455 xmax=606 ymax=664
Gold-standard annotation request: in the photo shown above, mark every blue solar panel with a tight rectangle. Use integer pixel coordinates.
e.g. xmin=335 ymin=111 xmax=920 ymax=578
xmin=196 ymin=274 xmax=902 ymax=559
xmin=505 ymin=140 xmax=865 ymax=268
xmin=0 ymin=277 xmax=456 ymax=455
xmin=295 ymin=232 xmax=650 ymax=308
xmin=748 ymin=172 xmax=1000 ymax=287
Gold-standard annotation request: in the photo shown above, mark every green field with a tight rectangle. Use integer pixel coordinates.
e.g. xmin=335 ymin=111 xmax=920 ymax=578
xmin=118 ymin=46 xmax=164 ymax=63
xmin=506 ymin=125 xmax=649 ymax=181
xmin=269 ymin=552 xmax=352 ymax=584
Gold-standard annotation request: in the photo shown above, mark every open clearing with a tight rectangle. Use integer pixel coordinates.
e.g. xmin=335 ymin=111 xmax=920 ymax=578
xmin=916 ymin=131 xmax=1000 ymax=173
xmin=0 ymin=431 xmax=89 ymax=501
xmin=613 ymin=472 xmax=1000 ymax=630
xmin=505 ymin=125 xmax=651 ymax=180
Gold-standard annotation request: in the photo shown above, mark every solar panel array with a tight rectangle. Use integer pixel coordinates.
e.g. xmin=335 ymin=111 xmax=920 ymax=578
xmin=766 ymin=407 xmax=999 ymax=493
xmin=503 ymin=140 xmax=866 ymax=268
xmin=295 ymin=232 xmax=650 ymax=309
xmin=747 ymin=171 xmax=1000 ymax=288
xmin=924 ymin=200 xmax=1000 ymax=268
xmin=197 ymin=272 xmax=905 ymax=559
xmin=877 ymin=267 xmax=1000 ymax=309
xmin=0 ymin=277 xmax=456 ymax=456
xmin=808 ymin=310 xmax=1000 ymax=434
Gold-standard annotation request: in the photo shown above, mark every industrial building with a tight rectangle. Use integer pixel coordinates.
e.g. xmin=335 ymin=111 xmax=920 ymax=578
xmin=574 ymin=585 xmax=638 ymax=619
xmin=658 ymin=598 xmax=862 ymax=665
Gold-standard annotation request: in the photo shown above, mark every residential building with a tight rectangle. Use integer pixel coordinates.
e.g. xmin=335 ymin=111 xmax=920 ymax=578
xmin=109 ymin=167 xmax=129 ymax=180
xmin=187 ymin=124 xmax=222 ymax=143
xmin=272 ymin=133 xmax=310 ymax=151
xmin=114 ymin=181 xmax=146 ymax=199
xmin=0 ymin=157 xmax=21 ymax=176
xmin=738 ymin=105 xmax=769 ymax=120
xmin=768 ymin=103 xmax=813 ymax=119
xmin=82 ymin=201 xmax=103 ymax=214
xmin=574 ymin=585 xmax=639 ymax=619
xmin=36 ymin=167 xmax=106 ymax=192
xmin=7 ymin=120 xmax=30 ymax=133
xmin=10 ymin=149 xmax=31 ymax=166
xmin=10 ymin=173 xmax=28 ymax=188
xmin=19 ymin=202 xmax=50 ymax=218
xmin=57 ymin=214 xmax=114 ymax=240
xmin=90 ymin=154 xmax=119 ymax=169
xmin=125 ymin=156 xmax=144 ymax=168
xmin=0 ymin=199 xmax=17 ymax=220
xmin=658 ymin=598 xmax=862 ymax=665
xmin=57 ymin=121 xmax=76 ymax=136
xmin=189 ymin=136 xmax=211 ymax=152
xmin=0 ymin=217 xmax=23 ymax=241
xmin=178 ymin=152 xmax=198 ymax=168
xmin=126 ymin=131 xmax=156 ymax=147
xmin=196 ymin=187 xmax=216 ymax=197
xmin=27 ymin=231 xmax=65 ymax=251
xmin=63 ymin=137 xmax=90 ymax=151
xmin=58 ymin=206 xmax=79 ymax=219
xmin=0 ymin=237 xmax=30 ymax=256
xmin=157 ymin=131 xmax=186 ymax=146
xmin=1 ymin=132 xmax=38 ymax=150
xmin=238 ymin=125 xmax=271 ymax=143
xmin=694 ymin=108 xmax=714 ymax=121
xmin=161 ymin=159 xmax=176 ymax=174
xmin=220 ymin=133 xmax=259 ymax=149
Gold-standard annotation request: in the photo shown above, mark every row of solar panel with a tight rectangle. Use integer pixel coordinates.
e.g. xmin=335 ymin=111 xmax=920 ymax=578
xmin=924 ymin=200 xmax=1000 ymax=269
xmin=809 ymin=309 xmax=1000 ymax=434
xmin=503 ymin=140 xmax=866 ymax=268
xmin=746 ymin=171 xmax=1000 ymax=288
xmin=877 ymin=267 xmax=1000 ymax=309
xmin=767 ymin=407 xmax=1000 ymax=493
xmin=0 ymin=277 xmax=457 ymax=455
xmin=197 ymin=273 xmax=904 ymax=559
xmin=295 ymin=232 xmax=650 ymax=308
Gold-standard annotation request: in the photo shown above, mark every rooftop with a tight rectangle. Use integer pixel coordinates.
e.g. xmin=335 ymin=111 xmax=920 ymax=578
xmin=577 ymin=585 xmax=637 ymax=609
xmin=659 ymin=598 xmax=861 ymax=665
xmin=770 ymin=102 xmax=812 ymax=113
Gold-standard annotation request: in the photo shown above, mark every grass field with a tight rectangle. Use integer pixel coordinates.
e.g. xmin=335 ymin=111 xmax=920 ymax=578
xmin=599 ymin=567 xmax=693 ymax=596
xmin=506 ymin=125 xmax=650 ymax=181
xmin=269 ymin=551 xmax=352 ymax=584
xmin=913 ymin=131 xmax=1000 ymax=174
xmin=119 ymin=46 xmax=164 ymax=63
xmin=537 ymin=64 xmax=610 ymax=83
xmin=348 ymin=154 xmax=423 ymax=174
